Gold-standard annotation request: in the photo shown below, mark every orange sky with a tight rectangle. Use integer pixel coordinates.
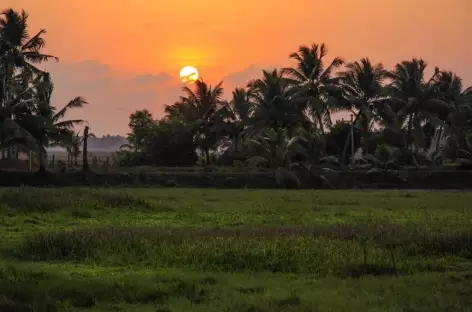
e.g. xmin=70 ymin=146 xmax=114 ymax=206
xmin=3 ymin=0 xmax=472 ymax=135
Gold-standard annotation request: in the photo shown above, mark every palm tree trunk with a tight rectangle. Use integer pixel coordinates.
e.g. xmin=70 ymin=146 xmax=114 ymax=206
xmin=38 ymin=149 xmax=46 ymax=173
xmin=314 ymin=110 xmax=327 ymax=155
xmin=341 ymin=113 xmax=360 ymax=166
xmin=360 ymin=113 xmax=370 ymax=155
xmin=315 ymin=110 xmax=325 ymax=137
xmin=29 ymin=150 xmax=32 ymax=171
xmin=7 ymin=145 xmax=12 ymax=159
xmin=83 ymin=126 xmax=90 ymax=172
xmin=205 ymin=148 xmax=210 ymax=165
xmin=435 ymin=124 xmax=443 ymax=153
xmin=406 ymin=113 xmax=414 ymax=149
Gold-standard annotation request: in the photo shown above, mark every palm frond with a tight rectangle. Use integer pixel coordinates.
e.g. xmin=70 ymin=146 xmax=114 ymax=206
xmin=52 ymin=97 xmax=87 ymax=122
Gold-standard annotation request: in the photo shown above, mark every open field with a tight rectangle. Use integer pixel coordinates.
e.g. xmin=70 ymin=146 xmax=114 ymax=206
xmin=0 ymin=188 xmax=471 ymax=311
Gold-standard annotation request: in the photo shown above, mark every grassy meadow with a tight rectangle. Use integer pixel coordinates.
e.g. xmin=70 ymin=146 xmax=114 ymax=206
xmin=0 ymin=188 xmax=471 ymax=311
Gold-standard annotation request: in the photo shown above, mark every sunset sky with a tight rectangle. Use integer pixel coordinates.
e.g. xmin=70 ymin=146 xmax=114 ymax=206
xmin=4 ymin=0 xmax=472 ymax=135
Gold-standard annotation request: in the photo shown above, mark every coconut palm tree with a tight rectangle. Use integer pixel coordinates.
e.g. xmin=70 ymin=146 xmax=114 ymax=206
xmin=434 ymin=71 xmax=472 ymax=155
xmin=386 ymin=59 xmax=452 ymax=153
xmin=248 ymin=127 xmax=306 ymax=169
xmin=0 ymin=67 xmax=45 ymax=160
xmin=213 ymin=88 xmax=253 ymax=159
xmin=0 ymin=8 xmax=57 ymax=73
xmin=247 ymin=69 xmax=307 ymax=134
xmin=338 ymin=58 xmax=388 ymax=163
xmin=282 ymin=43 xmax=347 ymax=142
xmin=0 ymin=8 xmax=58 ymax=159
xmin=64 ymin=131 xmax=82 ymax=167
xmin=82 ymin=125 xmax=97 ymax=172
xmin=165 ymin=79 xmax=225 ymax=163
xmin=16 ymin=74 xmax=87 ymax=172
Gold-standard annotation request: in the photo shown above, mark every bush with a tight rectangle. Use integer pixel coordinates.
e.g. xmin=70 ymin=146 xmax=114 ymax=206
xmin=121 ymin=115 xmax=198 ymax=167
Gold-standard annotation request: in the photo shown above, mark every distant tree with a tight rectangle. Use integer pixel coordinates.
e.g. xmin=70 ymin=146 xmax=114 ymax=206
xmin=144 ymin=119 xmax=198 ymax=167
xmin=126 ymin=109 xmax=154 ymax=151
xmin=338 ymin=58 xmax=388 ymax=163
xmin=165 ymin=80 xmax=225 ymax=164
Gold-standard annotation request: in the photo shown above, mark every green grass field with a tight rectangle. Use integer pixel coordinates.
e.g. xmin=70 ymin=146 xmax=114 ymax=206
xmin=0 ymin=188 xmax=471 ymax=311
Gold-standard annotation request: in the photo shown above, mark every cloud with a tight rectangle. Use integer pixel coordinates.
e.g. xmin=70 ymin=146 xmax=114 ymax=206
xmin=221 ymin=64 xmax=283 ymax=89
xmin=221 ymin=65 xmax=263 ymax=88
xmin=42 ymin=60 xmax=182 ymax=135
xmin=130 ymin=73 xmax=173 ymax=86
xmin=41 ymin=60 xmax=286 ymax=135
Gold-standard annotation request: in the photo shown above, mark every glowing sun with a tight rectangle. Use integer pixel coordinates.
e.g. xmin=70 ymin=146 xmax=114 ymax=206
xmin=180 ymin=66 xmax=199 ymax=83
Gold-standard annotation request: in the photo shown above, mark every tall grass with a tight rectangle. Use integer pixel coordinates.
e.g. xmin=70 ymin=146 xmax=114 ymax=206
xmin=13 ymin=225 xmax=471 ymax=277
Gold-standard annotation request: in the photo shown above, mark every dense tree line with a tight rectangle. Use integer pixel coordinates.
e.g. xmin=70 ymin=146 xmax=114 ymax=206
xmin=4 ymin=7 xmax=472 ymax=175
xmin=124 ymin=45 xmax=472 ymax=173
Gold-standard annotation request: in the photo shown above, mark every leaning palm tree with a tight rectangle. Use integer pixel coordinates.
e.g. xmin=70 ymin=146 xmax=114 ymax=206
xmin=338 ymin=58 xmax=388 ymax=163
xmin=282 ymin=43 xmax=347 ymax=142
xmin=17 ymin=74 xmax=87 ymax=172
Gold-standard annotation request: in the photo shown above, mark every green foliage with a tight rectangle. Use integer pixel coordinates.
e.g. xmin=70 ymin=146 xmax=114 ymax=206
xmin=126 ymin=109 xmax=154 ymax=150
xmin=0 ymin=188 xmax=472 ymax=310
xmin=145 ymin=119 xmax=198 ymax=167
xmin=120 ymin=113 xmax=198 ymax=167
xmin=1 ymin=8 xmax=87 ymax=171
xmin=456 ymin=132 xmax=472 ymax=168
xmin=325 ymin=120 xmax=361 ymax=158
xmin=363 ymin=144 xmax=400 ymax=169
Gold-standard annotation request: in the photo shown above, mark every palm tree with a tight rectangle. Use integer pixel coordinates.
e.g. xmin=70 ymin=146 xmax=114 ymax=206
xmin=282 ymin=43 xmax=347 ymax=142
xmin=82 ymin=125 xmax=97 ymax=172
xmin=247 ymin=69 xmax=306 ymax=134
xmin=435 ymin=71 xmax=472 ymax=155
xmin=248 ymin=127 xmax=306 ymax=169
xmin=17 ymin=74 xmax=87 ymax=172
xmin=386 ymin=59 xmax=452 ymax=153
xmin=64 ymin=131 xmax=82 ymax=167
xmin=338 ymin=58 xmax=388 ymax=163
xmin=0 ymin=8 xmax=58 ymax=159
xmin=0 ymin=9 xmax=57 ymax=72
xmin=165 ymin=79 xmax=225 ymax=164
xmin=214 ymin=88 xmax=252 ymax=159
xmin=0 ymin=67 xmax=44 ymax=160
